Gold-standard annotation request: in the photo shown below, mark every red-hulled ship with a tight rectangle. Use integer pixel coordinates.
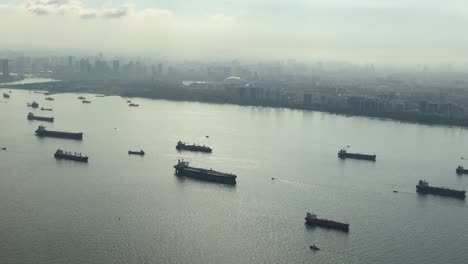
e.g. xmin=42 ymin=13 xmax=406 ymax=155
xmin=305 ymin=212 xmax=349 ymax=232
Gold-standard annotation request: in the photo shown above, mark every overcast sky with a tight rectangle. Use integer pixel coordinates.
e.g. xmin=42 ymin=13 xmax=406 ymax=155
xmin=1 ymin=0 xmax=467 ymax=64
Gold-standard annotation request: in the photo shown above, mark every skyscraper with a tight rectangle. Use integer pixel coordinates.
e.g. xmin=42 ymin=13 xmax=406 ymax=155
xmin=113 ymin=60 xmax=120 ymax=74
xmin=0 ymin=59 xmax=9 ymax=77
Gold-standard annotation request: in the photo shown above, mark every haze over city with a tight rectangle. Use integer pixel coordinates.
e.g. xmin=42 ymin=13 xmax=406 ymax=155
xmin=1 ymin=0 xmax=468 ymax=64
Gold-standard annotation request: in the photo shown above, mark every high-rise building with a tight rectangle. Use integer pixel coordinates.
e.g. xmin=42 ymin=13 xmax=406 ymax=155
xmin=113 ymin=60 xmax=120 ymax=74
xmin=1 ymin=59 xmax=9 ymax=76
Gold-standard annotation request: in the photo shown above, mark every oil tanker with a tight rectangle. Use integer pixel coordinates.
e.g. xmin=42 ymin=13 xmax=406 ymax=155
xmin=174 ymin=159 xmax=236 ymax=184
xmin=456 ymin=166 xmax=468 ymax=175
xmin=338 ymin=149 xmax=376 ymax=161
xmin=416 ymin=180 xmax=466 ymax=199
xmin=54 ymin=149 xmax=88 ymax=162
xmin=176 ymin=141 xmax=212 ymax=153
xmin=35 ymin=126 xmax=83 ymax=140
xmin=305 ymin=212 xmax=349 ymax=232
xmin=27 ymin=112 xmax=54 ymax=122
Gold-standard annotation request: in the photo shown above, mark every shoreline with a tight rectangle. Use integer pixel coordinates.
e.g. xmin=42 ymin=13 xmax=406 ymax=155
xmin=4 ymin=80 xmax=468 ymax=130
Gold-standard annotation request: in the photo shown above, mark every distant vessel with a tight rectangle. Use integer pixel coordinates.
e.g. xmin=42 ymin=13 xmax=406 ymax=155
xmin=305 ymin=212 xmax=350 ymax=232
xmin=30 ymin=101 xmax=39 ymax=108
xmin=127 ymin=100 xmax=132 ymax=103
xmin=40 ymin=107 xmax=52 ymax=111
xmin=176 ymin=141 xmax=212 ymax=153
xmin=456 ymin=166 xmax=468 ymax=175
xmin=3 ymin=93 xmax=10 ymax=98
xmin=174 ymin=159 xmax=236 ymax=184
xmin=338 ymin=149 xmax=376 ymax=161
xmin=309 ymin=244 xmax=320 ymax=251
xmin=416 ymin=180 xmax=466 ymax=199
xmin=45 ymin=97 xmax=54 ymax=101
xmin=35 ymin=126 xmax=83 ymax=140
xmin=54 ymin=149 xmax=88 ymax=162
xmin=128 ymin=150 xmax=145 ymax=155
xmin=78 ymin=96 xmax=86 ymax=100
xmin=27 ymin=112 xmax=54 ymax=122
xmin=82 ymin=100 xmax=91 ymax=104
xmin=129 ymin=103 xmax=139 ymax=107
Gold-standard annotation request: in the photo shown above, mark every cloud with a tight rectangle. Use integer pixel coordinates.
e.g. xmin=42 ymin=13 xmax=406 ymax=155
xmin=24 ymin=0 xmax=132 ymax=19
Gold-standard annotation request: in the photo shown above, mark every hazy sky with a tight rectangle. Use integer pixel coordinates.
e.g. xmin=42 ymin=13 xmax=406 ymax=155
xmin=1 ymin=0 xmax=468 ymax=64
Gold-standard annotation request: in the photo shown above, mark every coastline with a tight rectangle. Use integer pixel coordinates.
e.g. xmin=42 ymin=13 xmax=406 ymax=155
xmin=4 ymin=79 xmax=468 ymax=129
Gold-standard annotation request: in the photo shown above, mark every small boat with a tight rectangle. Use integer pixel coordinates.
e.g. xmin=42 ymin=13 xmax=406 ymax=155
xmin=30 ymin=101 xmax=39 ymax=108
xmin=127 ymin=100 xmax=132 ymax=103
xmin=1 ymin=147 xmax=6 ymax=151
xmin=128 ymin=150 xmax=145 ymax=156
xmin=82 ymin=100 xmax=91 ymax=104
xmin=129 ymin=103 xmax=139 ymax=107
xmin=310 ymin=244 xmax=320 ymax=251
xmin=393 ymin=190 xmax=398 ymax=193
xmin=45 ymin=97 xmax=54 ymax=101
xmin=78 ymin=96 xmax=86 ymax=100
xmin=3 ymin=93 xmax=10 ymax=98
xmin=40 ymin=107 xmax=52 ymax=111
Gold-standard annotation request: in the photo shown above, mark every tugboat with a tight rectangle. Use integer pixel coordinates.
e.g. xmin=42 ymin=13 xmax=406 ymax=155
xmin=176 ymin=141 xmax=212 ymax=153
xmin=456 ymin=166 xmax=468 ymax=175
xmin=27 ymin=112 xmax=54 ymax=122
xmin=129 ymin=103 xmax=139 ymax=107
xmin=416 ymin=180 xmax=465 ymax=199
xmin=305 ymin=212 xmax=349 ymax=232
xmin=3 ymin=93 xmax=10 ymax=98
xmin=54 ymin=149 xmax=88 ymax=162
xmin=35 ymin=126 xmax=83 ymax=140
xmin=338 ymin=149 xmax=376 ymax=161
xmin=174 ymin=159 xmax=236 ymax=185
xmin=309 ymin=244 xmax=320 ymax=251
xmin=128 ymin=150 xmax=145 ymax=156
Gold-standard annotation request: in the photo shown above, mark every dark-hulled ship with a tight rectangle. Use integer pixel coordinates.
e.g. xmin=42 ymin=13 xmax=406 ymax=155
xmin=305 ymin=212 xmax=349 ymax=232
xmin=456 ymin=166 xmax=468 ymax=175
xmin=35 ymin=126 xmax=83 ymax=140
xmin=54 ymin=149 xmax=88 ymax=162
xmin=176 ymin=141 xmax=212 ymax=153
xmin=3 ymin=93 xmax=10 ymax=98
xmin=174 ymin=159 xmax=236 ymax=184
xmin=128 ymin=150 xmax=145 ymax=155
xmin=416 ymin=180 xmax=466 ymax=199
xmin=338 ymin=149 xmax=376 ymax=161
xmin=27 ymin=112 xmax=54 ymax=122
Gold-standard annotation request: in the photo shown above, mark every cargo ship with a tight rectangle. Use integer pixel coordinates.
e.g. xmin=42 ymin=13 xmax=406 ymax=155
xmin=27 ymin=112 xmax=54 ymax=122
xmin=128 ymin=150 xmax=145 ymax=155
xmin=176 ymin=141 xmax=212 ymax=153
xmin=338 ymin=149 xmax=376 ymax=161
xmin=456 ymin=166 xmax=468 ymax=175
xmin=54 ymin=149 xmax=88 ymax=162
xmin=174 ymin=159 xmax=236 ymax=184
xmin=416 ymin=180 xmax=466 ymax=199
xmin=35 ymin=126 xmax=83 ymax=140
xmin=305 ymin=212 xmax=349 ymax=232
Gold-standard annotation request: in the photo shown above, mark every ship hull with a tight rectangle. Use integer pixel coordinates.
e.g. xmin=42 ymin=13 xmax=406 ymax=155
xmin=174 ymin=166 xmax=236 ymax=185
xmin=54 ymin=154 xmax=88 ymax=162
xmin=128 ymin=151 xmax=144 ymax=155
xmin=416 ymin=186 xmax=465 ymax=199
xmin=176 ymin=146 xmax=212 ymax=153
xmin=36 ymin=130 xmax=83 ymax=140
xmin=338 ymin=153 xmax=376 ymax=161
xmin=305 ymin=218 xmax=350 ymax=232
xmin=28 ymin=116 xmax=54 ymax=122
xmin=456 ymin=168 xmax=468 ymax=175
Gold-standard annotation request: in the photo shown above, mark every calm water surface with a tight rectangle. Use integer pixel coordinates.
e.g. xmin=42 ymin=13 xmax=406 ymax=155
xmin=1 ymin=89 xmax=467 ymax=264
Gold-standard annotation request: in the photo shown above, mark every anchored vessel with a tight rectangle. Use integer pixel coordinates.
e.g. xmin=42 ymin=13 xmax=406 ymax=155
xmin=456 ymin=166 xmax=468 ymax=175
xmin=3 ymin=93 xmax=10 ymax=98
xmin=45 ymin=97 xmax=54 ymax=101
xmin=128 ymin=150 xmax=145 ymax=155
xmin=54 ymin=149 xmax=88 ymax=162
xmin=41 ymin=107 xmax=52 ymax=111
xmin=416 ymin=180 xmax=466 ymax=199
xmin=305 ymin=212 xmax=350 ymax=232
xmin=27 ymin=112 xmax=54 ymax=122
xmin=30 ymin=101 xmax=39 ymax=108
xmin=174 ymin=159 xmax=236 ymax=184
xmin=35 ymin=126 xmax=83 ymax=140
xmin=129 ymin=103 xmax=139 ymax=107
xmin=82 ymin=100 xmax=91 ymax=104
xmin=338 ymin=149 xmax=376 ymax=161
xmin=176 ymin=141 xmax=212 ymax=153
